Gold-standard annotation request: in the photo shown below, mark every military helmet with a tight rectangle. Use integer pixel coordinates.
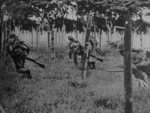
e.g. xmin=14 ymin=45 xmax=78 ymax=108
xmin=68 ymin=36 xmax=74 ymax=41
xmin=117 ymin=41 xmax=124 ymax=52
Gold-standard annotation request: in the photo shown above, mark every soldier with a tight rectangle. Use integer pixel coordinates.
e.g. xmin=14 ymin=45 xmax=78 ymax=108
xmin=6 ymin=33 xmax=32 ymax=79
xmin=68 ymin=36 xmax=82 ymax=59
xmin=89 ymin=36 xmax=104 ymax=56
xmin=68 ymin=36 xmax=84 ymax=64
xmin=68 ymin=36 xmax=103 ymax=69
xmin=117 ymin=42 xmax=148 ymax=87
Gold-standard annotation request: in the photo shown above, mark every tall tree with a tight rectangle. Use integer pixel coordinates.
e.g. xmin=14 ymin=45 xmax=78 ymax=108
xmin=124 ymin=10 xmax=132 ymax=113
xmin=82 ymin=11 xmax=93 ymax=78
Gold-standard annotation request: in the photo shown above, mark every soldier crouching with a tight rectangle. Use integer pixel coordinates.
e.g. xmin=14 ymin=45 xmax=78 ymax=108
xmin=117 ymin=41 xmax=148 ymax=87
xmin=6 ymin=33 xmax=32 ymax=79
xmin=68 ymin=36 xmax=84 ymax=64
xmin=68 ymin=36 xmax=99 ymax=69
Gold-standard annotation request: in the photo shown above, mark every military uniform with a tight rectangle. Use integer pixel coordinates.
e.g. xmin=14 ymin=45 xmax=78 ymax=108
xmin=68 ymin=36 xmax=99 ymax=69
xmin=117 ymin=42 xmax=148 ymax=87
xmin=68 ymin=36 xmax=83 ymax=59
xmin=6 ymin=34 xmax=32 ymax=79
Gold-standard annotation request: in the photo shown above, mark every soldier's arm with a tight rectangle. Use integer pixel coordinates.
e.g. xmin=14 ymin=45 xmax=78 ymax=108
xmin=20 ymin=41 xmax=30 ymax=53
xmin=132 ymin=63 xmax=148 ymax=87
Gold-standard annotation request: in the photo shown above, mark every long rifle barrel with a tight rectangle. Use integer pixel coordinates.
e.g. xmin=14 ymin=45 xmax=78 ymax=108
xmin=26 ymin=57 xmax=45 ymax=69
xmin=90 ymin=55 xmax=103 ymax=62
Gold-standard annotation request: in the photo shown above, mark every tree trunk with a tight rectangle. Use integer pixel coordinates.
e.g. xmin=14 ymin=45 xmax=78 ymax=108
xmin=140 ymin=32 xmax=143 ymax=48
xmin=124 ymin=11 xmax=132 ymax=113
xmin=75 ymin=25 xmax=78 ymax=40
xmin=0 ymin=15 xmax=4 ymax=53
xmin=51 ymin=30 xmax=55 ymax=59
xmin=82 ymin=29 xmax=91 ymax=78
xmin=62 ymin=24 xmax=65 ymax=46
xmin=107 ymin=29 xmax=112 ymax=44
xmin=36 ymin=26 xmax=39 ymax=49
xmin=3 ymin=22 xmax=7 ymax=52
xmin=132 ymin=31 xmax=137 ymax=47
xmin=99 ymin=29 xmax=102 ymax=47
xmin=4 ymin=22 xmax=8 ymax=69
xmin=93 ymin=24 xmax=96 ymax=54
xmin=59 ymin=29 xmax=61 ymax=47
xmin=31 ymin=27 xmax=34 ymax=48
xmin=82 ymin=12 xmax=93 ymax=78
xmin=55 ymin=30 xmax=57 ymax=47
xmin=0 ymin=4 xmax=2 ymax=53
xmin=47 ymin=25 xmax=50 ymax=49
xmin=18 ymin=25 xmax=21 ymax=37
xmin=1 ymin=29 xmax=4 ymax=53
xmin=8 ymin=18 xmax=12 ymax=34
xmin=82 ymin=31 xmax=84 ymax=45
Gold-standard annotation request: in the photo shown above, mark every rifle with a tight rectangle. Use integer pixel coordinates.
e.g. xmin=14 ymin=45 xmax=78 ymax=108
xmin=90 ymin=54 xmax=103 ymax=62
xmin=26 ymin=57 xmax=45 ymax=69
xmin=107 ymin=70 xmax=123 ymax=72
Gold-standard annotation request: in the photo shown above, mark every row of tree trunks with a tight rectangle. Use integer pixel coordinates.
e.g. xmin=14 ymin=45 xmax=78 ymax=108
xmin=10 ymin=25 xmax=136 ymax=50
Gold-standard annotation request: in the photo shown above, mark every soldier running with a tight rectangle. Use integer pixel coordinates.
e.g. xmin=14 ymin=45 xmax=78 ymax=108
xmin=68 ymin=36 xmax=103 ymax=69
xmin=68 ymin=36 xmax=84 ymax=64
xmin=6 ymin=33 xmax=32 ymax=79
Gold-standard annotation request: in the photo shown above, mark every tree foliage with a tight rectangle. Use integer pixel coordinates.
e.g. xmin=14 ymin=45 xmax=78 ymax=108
xmin=1 ymin=0 xmax=150 ymax=32
xmin=76 ymin=0 xmax=150 ymax=32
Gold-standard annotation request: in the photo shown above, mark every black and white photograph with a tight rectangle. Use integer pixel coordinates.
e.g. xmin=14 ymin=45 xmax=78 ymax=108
xmin=1 ymin=0 xmax=150 ymax=113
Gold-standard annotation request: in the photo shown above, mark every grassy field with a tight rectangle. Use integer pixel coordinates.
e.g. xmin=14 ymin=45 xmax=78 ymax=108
xmin=0 ymin=47 xmax=150 ymax=113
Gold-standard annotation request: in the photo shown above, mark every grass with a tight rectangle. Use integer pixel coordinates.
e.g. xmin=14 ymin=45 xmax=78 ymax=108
xmin=0 ymin=47 xmax=150 ymax=113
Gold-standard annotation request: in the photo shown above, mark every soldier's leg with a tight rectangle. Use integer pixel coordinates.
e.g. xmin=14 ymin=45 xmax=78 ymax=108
xmin=93 ymin=61 xmax=96 ymax=69
xmin=69 ymin=51 xmax=72 ymax=59
xmin=69 ymin=48 xmax=74 ymax=59
xmin=87 ymin=61 xmax=93 ymax=69
xmin=74 ymin=52 xmax=78 ymax=65
xmin=20 ymin=56 xmax=32 ymax=79
xmin=88 ymin=56 xmax=95 ymax=69
xmin=12 ymin=54 xmax=32 ymax=79
xmin=17 ymin=68 xmax=32 ymax=79
xmin=87 ymin=61 xmax=90 ymax=69
xmin=80 ymin=50 xmax=84 ymax=63
xmin=91 ymin=61 xmax=95 ymax=69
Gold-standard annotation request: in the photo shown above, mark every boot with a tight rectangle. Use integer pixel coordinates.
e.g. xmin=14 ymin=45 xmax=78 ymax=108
xmin=26 ymin=70 xmax=32 ymax=79
xmin=91 ymin=61 xmax=95 ymax=69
